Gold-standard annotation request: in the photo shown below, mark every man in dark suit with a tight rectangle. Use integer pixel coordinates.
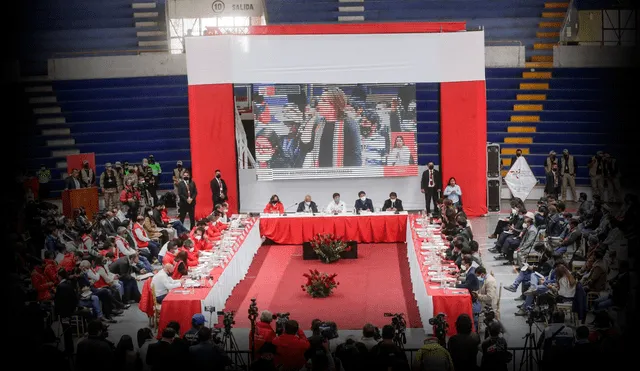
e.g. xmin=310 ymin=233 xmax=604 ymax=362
xmin=382 ymin=192 xmax=403 ymax=211
xmin=296 ymin=194 xmax=318 ymax=213
xmin=354 ymin=191 xmax=374 ymax=213
xmin=420 ymin=162 xmax=442 ymax=215
xmin=147 ymin=327 xmax=176 ymax=371
xmin=64 ymin=169 xmax=81 ymax=190
xmin=456 ymin=255 xmax=480 ymax=292
xmin=209 ymin=169 xmax=227 ymax=209
xmin=108 ymin=254 xmax=142 ymax=303
xmin=177 ymin=170 xmax=197 ymax=226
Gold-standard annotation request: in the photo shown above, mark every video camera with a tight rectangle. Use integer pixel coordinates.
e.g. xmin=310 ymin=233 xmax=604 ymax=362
xmin=221 ymin=311 xmax=235 ymax=331
xmin=384 ymin=312 xmax=407 ymax=333
xmin=428 ymin=313 xmax=448 ymax=345
xmin=528 ymin=304 xmax=549 ymax=324
xmin=273 ymin=312 xmax=290 ymax=335
xmin=318 ymin=321 xmax=339 ymax=340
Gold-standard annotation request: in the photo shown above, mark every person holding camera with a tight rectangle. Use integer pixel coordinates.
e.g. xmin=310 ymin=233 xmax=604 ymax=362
xmin=302 ymin=334 xmax=343 ymax=371
xmin=480 ymin=323 xmax=511 ymax=371
xmin=272 ymin=319 xmax=310 ymax=371
xmin=249 ymin=310 xmax=277 ymax=359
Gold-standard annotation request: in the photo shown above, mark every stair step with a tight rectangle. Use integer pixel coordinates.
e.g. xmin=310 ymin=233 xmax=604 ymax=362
xmin=133 ymin=12 xmax=159 ymax=18
xmin=42 ymin=128 xmax=71 ymax=136
xmin=135 ymin=21 xmax=159 ymax=27
xmin=510 ymin=115 xmax=540 ymax=122
xmin=544 ymin=2 xmax=569 ymax=9
xmin=56 ymin=161 xmax=68 ymax=169
xmin=46 ymin=138 xmax=76 ymax=147
xmin=137 ymin=30 xmax=166 ymax=37
xmin=138 ymin=40 xmax=167 ymax=47
xmin=514 ymin=104 xmax=543 ymax=111
xmin=522 ymin=71 xmax=552 ymax=79
xmin=504 ymin=137 xmax=534 ymax=144
xmin=525 ymin=62 xmax=554 ymax=68
xmin=338 ymin=15 xmax=365 ymax=21
xmin=542 ymin=12 xmax=566 ymax=18
xmin=531 ymin=55 xmax=554 ymax=62
xmin=517 ymin=94 xmax=547 ymax=101
xmin=534 ymin=43 xmax=555 ymax=50
xmin=25 ymin=85 xmax=52 ymax=93
xmin=52 ymin=149 xmax=80 ymax=157
xmin=33 ymin=106 xmax=61 ymax=114
xmin=502 ymin=148 xmax=530 ymax=155
xmin=21 ymin=75 xmax=50 ymax=82
xmin=338 ymin=6 xmax=365 ymax=12
xmin=37 ymin=117 xmax=66 ymax=125
xmin=537 ymin=31 xmax=560 ymax=38
xmin=132 ymin=2 xmax=157 ymax=9
xmin=29 ymin=96 xmax=57 ymax=104
xmin=539 ymin=21 xmax=562 ymax=28
xmin=519 ymin=83 xmax=549 ymax=90
xmin=507 ymin=126 xmax=537 ymax=133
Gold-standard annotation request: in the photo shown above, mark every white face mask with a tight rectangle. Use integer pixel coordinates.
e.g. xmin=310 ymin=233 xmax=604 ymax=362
xmin=189 ymin=247 xmax=194 ymax=252
xmin=195 ymin=235 xmax=202 ymax=240
xmin=147 ymin=211 xmax=153 ymax=216
xmin=512 ymin=208 xmax=517 ymax=214
xmin=522 ymin=223 xmax=529 ymax=228
xmin=360 ymin=196 xmax=366 ymax=201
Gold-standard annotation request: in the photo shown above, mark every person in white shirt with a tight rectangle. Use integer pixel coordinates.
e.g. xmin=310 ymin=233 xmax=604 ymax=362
xmin=387 ymin=135 xmax=412 ymax=166
xmin=443 ymin=177 xmax=463 ymax=206
xmin=326 ymin=192 xmax=347 ymax=214
xmin=151 ymin=264 xmax=183 ymax=303
xmin=359 ymin=323 xmax=380 ymax=350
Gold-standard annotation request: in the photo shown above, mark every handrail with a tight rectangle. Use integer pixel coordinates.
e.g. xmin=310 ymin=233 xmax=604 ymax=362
xmin=485 ymin=39 xmax=523 ymax=46
xmin=51 ymin=49 xmax=170 ymax=57
xmin=558 ymin=0 xmax=579 ymax=44
xmin=235 ymin=102 xmax=256 ymax=170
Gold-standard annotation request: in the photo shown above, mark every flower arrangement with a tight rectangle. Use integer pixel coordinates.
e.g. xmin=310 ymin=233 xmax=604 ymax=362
xmin=302 ymin=269 xmax=339 ymax=298
xmin=309 ymin=233 xmax=351 ymax=263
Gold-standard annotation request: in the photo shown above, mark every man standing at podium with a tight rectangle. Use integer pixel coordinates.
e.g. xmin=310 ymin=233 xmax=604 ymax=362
xmin=177 ymin=170 xmax=197 ymax=227
xmin=64 ymin=169 xmax=81 ymax=190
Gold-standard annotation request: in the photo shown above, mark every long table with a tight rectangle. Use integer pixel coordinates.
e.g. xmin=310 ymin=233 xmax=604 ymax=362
xmin=157 ymin=219 xmax=262 ymax=335
xmin=259 ymin=212 xmax=408 ymax=244
xmin=406 ymin=215 xmax=473 ymax=336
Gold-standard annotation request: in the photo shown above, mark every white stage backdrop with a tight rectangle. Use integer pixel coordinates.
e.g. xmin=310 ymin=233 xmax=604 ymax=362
xmin=239 ymin=166 xmax=437 ymax=212
xmin=186 ymin=31 xmax=485 ymax=85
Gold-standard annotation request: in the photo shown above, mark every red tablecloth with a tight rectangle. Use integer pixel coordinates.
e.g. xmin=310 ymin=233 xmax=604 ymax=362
xmin=408 ymin=215 xmax=473 ymax=336
xmin=259 ymin=214 xmax=408 ymax=244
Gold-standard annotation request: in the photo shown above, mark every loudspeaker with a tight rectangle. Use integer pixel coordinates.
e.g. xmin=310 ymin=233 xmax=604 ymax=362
xmin=488 ymin=179 xmax=501 ymax=212
xmin=487 ymin=143 xmax=500 ymax=178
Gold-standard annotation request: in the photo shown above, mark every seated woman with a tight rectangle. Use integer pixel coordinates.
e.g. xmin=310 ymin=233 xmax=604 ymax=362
xmin=443 ymin=177 xmax=463 ymax=207
xmin=192 ymin=227 xmax=209 ymax=252
xmin=263 ymin=194 xmax=284 ymax=214
xmin=143 ymin=207 xmax=165 ymax=244
xmin=171 ymin=251 xmax=189 ymax=279
xmin=220 ymin=202 xmax=230 ymax=223
xmin=551 ymin=264 xmax=577 ymax=303
xmin=179 ymin=240 xmax=199 ymax=267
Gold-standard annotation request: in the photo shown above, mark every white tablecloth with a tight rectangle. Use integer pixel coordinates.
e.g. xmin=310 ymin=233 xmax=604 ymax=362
xmin=406 ymin=218 xmax=434 ymax=334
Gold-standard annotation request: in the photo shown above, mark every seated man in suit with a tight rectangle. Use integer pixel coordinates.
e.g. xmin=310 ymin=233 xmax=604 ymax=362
xmin=297 ymin=194 xmax=318 ymax=213
xmin=382 ymin=192 xmax=403 ymax=212
xmin=455 ymin=255 xmax=480 ymax=292
xmin=354 ymin=191 xmax=374 ymax=213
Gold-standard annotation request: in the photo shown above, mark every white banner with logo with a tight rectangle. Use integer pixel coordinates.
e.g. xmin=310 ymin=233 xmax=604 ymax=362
xmin=504 ymin=156 xmax=538 ymax=201
xmin=168 ymin=0 xmax=264 ymax=18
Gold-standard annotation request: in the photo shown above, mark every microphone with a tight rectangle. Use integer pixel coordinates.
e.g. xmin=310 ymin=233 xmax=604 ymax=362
xmin=283 ymin=202 xmax=298 ymax=216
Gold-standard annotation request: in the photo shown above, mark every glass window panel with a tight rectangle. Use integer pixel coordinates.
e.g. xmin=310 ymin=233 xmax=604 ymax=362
xmin=219 ymin=16 xmax=234 ymax=26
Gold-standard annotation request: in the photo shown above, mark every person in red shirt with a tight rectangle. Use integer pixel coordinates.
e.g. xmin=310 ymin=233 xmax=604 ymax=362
xmin=263 ymin=194 xmax=285 ymax=214
xmin=249 ymin=310 xmax=277 ymax=359
xmin=162 ymin=241 xmax=179 ymax=266
xmin=272 ymin=319 xmax=310 ymax=371
xmin=59 ymin=251 xmax=80 ymax=272
xmin=42 ymin=251 xmax=59 ymax=285
xmin=206 ymin=213 xmax=223 ymax=241
xmin=179 ymin=240 xmax=199 ymax=267
xmin=192 ymin=227 xmax=208 ymax=252
xmin=172 ymin=251 xmax=189 ymax=279
xmin=99 ymin=240 xmax=119 ymax=262
xmin=31 ymin=266 xmax=54 ymax=301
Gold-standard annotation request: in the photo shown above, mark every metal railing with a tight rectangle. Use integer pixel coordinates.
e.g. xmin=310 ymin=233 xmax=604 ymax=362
xmin=559 ymin=0 xmax=580 ymax=45
xmin=236 ymin=103 xmax=256 ymax=170
xmin=51 ymin=48 xmax=170 ymax=58
xmin=224 ymin=347 xmax=532 ymax=371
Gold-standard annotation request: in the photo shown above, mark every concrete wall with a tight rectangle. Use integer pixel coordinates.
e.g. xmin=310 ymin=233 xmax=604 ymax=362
xmin=553 ymin=45 xmax=638 ymax=67
xmin=48 ymin=47 xmax=524 ymax=80
xmin=485 ymin=46 xmax=526 ymax=67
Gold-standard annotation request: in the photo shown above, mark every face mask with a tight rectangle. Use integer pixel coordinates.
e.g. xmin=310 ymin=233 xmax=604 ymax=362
xmin=147 ymin=211 xmax=153 ymax=216
xmin=189 ymin=247 xmax=194 ymax=252
xmin=428 ymin=165 xmax=434 ymax=169
xmin=360 ymin=196 xmax=366 ymax=201
xmin=478 ymin=276 xmax=485 ymax=282
xmin=272 ymin=200 xmax=278 ymax=204
xmin=334 ymin=198 xmax=340 ymax=203
xmin=390 ymin=198 xmax=396 ymax=202
xmin=553 ymin=168 xmax=558 ymax=172
xmin=216 ymin=174 xmax=221 ymax=179
xmin=83 ymin=164 xmax=89 ymax=168
xmin=195 ymin=235 xmax=202 ymax=240
xmin=522 ymin=223 xmax=529 ymax=228
xmin=516 ymin=153 xmax=521 ymax=157
xmin=512 ymin=208 xmax=517 ymax=213
xmin=183 ymin=176 xmax=189 ymax=181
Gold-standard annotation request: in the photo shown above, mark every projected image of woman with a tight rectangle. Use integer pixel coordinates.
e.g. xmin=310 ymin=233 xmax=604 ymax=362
xmin=299 ymin=87 xmax=362 ymax=168
xmin=387 ymin=135 xmax=413 ymax=166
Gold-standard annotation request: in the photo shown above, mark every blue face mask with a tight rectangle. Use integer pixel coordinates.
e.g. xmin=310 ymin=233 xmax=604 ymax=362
xmin=478 ymin=276 xmax=485 ymax=283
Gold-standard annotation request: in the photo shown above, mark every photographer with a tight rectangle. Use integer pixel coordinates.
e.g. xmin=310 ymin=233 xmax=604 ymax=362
xmin=184 ymin=313 xmax=207 ymax=346
xmin=249 ymin=310 xmax=276 ymax=358
xmin=368 ymin=325 xmax=409 ymax=371
xmin=76 ymin=320 xmax=114 ymax=371
xmin=303 ymin=335 xmax=343 ymax=371
xmin=272 ymin=319 xmax=310 ymax=371
xmin=359 ymin=323 xmax=380 ymax=350
xmin=480 ymin=323 xmax=510 ymax=371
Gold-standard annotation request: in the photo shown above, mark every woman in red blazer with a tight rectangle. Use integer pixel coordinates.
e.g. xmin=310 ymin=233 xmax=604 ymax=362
xmin=263 ymin=194 xmax=284 ymax=214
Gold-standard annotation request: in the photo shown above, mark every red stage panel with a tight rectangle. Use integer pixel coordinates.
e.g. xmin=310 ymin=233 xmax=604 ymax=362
xmin=246 ymin=22 xmax=466 ymax=35
xmin=440 ymin=81 xmax=488 ymax=216
xmin=188 ymin=84 xmax=238 ymax=218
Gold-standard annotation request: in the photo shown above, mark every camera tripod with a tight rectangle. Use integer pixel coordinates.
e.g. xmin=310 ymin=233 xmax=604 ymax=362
xmin=519 ymin=319 xmax=540 ymax=371
xmin=221 ymin=327 xmax=246 ymax=368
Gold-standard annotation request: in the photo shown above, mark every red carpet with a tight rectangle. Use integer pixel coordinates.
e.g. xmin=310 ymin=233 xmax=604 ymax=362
xmin=224 ymin=243 xmax=423 ymax=330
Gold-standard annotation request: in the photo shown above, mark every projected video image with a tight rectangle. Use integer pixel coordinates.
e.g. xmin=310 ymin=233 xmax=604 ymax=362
xmin=252 ymin=84 xmax=418 ymax=181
